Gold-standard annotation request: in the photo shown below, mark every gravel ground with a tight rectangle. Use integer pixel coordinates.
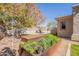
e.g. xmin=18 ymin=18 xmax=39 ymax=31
xmin=0 ymin=36 xmax=21 ymax=56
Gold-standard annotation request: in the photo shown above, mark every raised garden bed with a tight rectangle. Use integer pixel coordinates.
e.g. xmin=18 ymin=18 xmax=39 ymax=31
xmin=20 ymin=34 xmax=60 ymax=56
xmin=71 ymin=44 xmax=79 ymax=56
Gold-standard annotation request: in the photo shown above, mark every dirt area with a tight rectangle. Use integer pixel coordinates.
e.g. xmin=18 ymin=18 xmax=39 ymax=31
xmin=0 ymin=36 xmax=21 ymax=56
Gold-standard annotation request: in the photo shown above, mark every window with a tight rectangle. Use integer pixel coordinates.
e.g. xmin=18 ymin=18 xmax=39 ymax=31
xmin=61 ymin=22 xmax=66 ymax=30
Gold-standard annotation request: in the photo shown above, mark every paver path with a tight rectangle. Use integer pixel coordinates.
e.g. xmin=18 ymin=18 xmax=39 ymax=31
xmin=52 ymin=38 xmax=70 ymax=56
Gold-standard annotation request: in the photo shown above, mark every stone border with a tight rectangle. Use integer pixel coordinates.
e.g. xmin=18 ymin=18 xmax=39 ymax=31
xmin=66 ymin=42 xmax=71 ymax=56
xmin=66 ymin=42 xmax=79 ymax=56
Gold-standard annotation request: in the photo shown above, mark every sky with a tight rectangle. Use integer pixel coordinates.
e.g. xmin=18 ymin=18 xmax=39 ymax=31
xmin=36 ymin=3 xmax=74 ymax=26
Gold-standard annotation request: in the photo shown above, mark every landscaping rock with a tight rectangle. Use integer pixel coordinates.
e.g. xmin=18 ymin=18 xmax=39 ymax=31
xmin=0 ymin=47 xmax=16 ymax=56
xmin=0 ymin=37 xmax=21 ymax=56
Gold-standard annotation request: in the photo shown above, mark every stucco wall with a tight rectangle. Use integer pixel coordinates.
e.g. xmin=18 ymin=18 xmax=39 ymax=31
xmin=72 ymin=5 xmax=79 ymax=41
xmin=57 ymin=16 xmax=73 ymax=38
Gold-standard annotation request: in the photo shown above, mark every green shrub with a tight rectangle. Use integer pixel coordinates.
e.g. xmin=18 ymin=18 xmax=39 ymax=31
xmin=44 ymin=34 xmax=59 ymax=43
xmin=39 ymin=34 xmax=59 ymax=50
xmin=39 ymin=38 xmax=50 ymax=50
xmin=20 ymin=34 xmax=60 ymax=55
xmin=20 ymin=41 xmax=38 ymax=55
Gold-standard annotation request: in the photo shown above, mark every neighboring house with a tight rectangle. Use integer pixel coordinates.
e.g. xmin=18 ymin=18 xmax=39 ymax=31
xmin=21 ymin=27 xmax=39 ymax=34
xmin=39 ymin=26 xmax=50 ymax=34
xmin=56 ymin=4 xmax=79 ymax=41
xmin=21 ymin=26 xmax=50 ymax=35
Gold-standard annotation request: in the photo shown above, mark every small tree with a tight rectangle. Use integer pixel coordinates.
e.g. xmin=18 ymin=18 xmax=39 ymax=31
xmin=47 ymin=20 xmax=57 ymax=30
xmin=0 ymin=4 xmax=37 ymax=30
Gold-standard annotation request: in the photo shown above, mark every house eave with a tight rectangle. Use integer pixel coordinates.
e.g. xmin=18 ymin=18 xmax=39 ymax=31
xmin=56 ymin=15 xmax=72 ymax=21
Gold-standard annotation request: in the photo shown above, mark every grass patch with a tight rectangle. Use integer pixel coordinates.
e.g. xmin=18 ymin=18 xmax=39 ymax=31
xmin=71 ymin=44 xmax=79 ymax=56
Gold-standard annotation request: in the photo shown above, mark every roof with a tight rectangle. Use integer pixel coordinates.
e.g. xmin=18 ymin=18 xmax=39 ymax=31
xmin=56 ymin=15 xmax=72 ymax=21
xmin=72 ymin=4 xmax=79 ymax=7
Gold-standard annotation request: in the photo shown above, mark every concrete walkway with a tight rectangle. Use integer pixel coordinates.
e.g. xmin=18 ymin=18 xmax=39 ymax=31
xmin=70 ymin=40 xmax=79 ymax=45
xmin=52 ymin=38 xmax=70 ymax=56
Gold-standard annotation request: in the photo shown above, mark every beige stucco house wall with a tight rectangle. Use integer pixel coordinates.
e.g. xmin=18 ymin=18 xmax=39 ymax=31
xmin=56 ymin=15 xmax=73 ymax=38
xmin=56 ymin=4 xmax=79 ymax=41
xmin=72 ymin=5 xmax=79 ymax=41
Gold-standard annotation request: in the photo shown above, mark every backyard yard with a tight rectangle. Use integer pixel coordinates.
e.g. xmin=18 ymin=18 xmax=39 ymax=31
xmin=0 ymin=3 xmax=79 ymax=56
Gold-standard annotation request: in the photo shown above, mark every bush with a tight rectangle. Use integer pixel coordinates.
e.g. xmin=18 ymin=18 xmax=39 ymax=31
xmin=39 ymin=34 xmax=59 ymax=50
xmin=20 ymin=41 xmax=39 ymax=55
xmin=44 ymin=34 xmax=59 ymax=43
xmin=20 ymin=34 xmax=60 ymax=55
